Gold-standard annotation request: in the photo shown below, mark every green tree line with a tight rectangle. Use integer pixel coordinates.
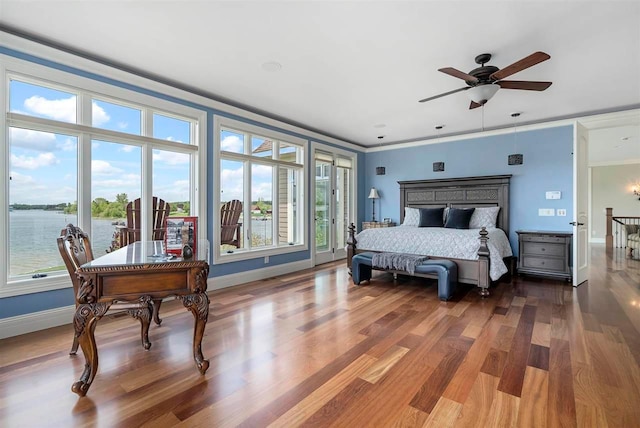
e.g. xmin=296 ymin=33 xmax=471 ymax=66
xmin=60 ymin=194 xmax=190 ymax=219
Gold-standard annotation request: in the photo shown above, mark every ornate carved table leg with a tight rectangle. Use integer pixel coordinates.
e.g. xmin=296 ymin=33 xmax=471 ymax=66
xmin=128 ymin=296 xmax=153 ymax=351
xmin=72 ymin=303 xmax=110 ymax=397
xmin=69 ymin=335 xmax=79 ymax=355
xmin=151 ymin=298 xmax=163 ymax=325
xmin=180 ymin=292 xmax=210 ymax=375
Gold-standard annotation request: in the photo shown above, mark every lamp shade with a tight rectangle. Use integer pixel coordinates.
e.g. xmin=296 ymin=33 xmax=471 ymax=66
xmin=368 ymin=188 xmax=380 ymax=199
xmin=466 ymin=84 xmax=499 ymax=104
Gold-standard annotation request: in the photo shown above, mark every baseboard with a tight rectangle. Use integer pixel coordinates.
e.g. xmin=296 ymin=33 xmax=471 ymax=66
xmin=0 ymin=259 xmax=315 ymax=339
xmin=208 ymin=259 xmax=314 ymax=291
xmin=0 ymin=304 xmax=75 ymax=339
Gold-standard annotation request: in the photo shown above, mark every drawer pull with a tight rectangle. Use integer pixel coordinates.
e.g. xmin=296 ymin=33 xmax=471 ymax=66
xmin=541 ymin=248 xmax=545 ymax=251
xmin=541 ymin=261 xmax=545 ymax=265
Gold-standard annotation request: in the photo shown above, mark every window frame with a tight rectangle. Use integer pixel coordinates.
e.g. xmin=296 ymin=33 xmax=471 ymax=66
xmin=214 ymin=115 xmax=308 ymax=264
xmin=1 ymin=56 xmax=207 ymax=298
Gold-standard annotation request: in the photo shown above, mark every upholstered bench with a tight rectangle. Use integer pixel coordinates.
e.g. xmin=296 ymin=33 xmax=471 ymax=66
xmin=352 ymin=252 xmax=458 ymax=301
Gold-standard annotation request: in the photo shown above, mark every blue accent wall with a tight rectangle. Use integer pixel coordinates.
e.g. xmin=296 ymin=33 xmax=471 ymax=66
xmin=0 ymin=46 xmax=364 ymax=319
xmin=364 ymin=126 xmax=575 ymax=252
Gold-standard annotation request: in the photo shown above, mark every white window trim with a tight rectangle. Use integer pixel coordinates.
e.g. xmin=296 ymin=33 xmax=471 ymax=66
xmin=213 ymin=115 xmax=308 ymax=264
xmin=1 ymin=56 xmax=207 ymax=298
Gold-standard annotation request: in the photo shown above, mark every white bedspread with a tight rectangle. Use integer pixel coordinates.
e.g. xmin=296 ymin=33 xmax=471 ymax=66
xmin=354 ymin=226 xmax=513 ymax=281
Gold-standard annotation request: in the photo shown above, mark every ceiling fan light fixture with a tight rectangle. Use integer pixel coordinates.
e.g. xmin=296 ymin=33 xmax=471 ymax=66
xmin=466 ymin=84 xmax=499 ymax=104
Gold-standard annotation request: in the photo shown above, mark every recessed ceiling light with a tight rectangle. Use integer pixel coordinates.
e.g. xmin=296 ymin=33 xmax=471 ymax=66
xmin=261 ymin=61 xmax=282 ymax=72
xmin=374 ymin=124 xmax=386 ymax=128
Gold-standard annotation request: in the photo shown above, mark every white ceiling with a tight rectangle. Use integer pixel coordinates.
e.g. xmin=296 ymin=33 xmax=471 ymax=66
xmin=1 ymin=1 xmax=639 ymax=149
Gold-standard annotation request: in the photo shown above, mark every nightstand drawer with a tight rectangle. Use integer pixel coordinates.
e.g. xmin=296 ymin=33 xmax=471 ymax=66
xmin=521 ymin=242 xmax=565 ymax=257
xmin=521 ymin=256 xmax=566 ymax=272
xmin=521 ymin=235 xmax=566 ymax=244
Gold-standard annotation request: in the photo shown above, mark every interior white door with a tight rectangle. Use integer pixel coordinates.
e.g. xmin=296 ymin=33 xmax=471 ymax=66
xmin=572 ymin=122 xmax=589 ymax=286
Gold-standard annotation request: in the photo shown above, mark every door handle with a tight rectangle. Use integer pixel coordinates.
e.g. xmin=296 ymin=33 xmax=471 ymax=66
xmin=569 ymin=221 xmax=584 ymax=226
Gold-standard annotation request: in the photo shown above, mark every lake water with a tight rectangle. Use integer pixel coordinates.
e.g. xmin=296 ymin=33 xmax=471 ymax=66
xmin=9 ymin=210 xmax=120 ymax=276
xmin=8 ymin=210 xmax=274 ymax=276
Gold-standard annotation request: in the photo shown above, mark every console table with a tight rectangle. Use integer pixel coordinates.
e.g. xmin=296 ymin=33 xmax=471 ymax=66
xmin=72 ymin=241 xmax=210 ymax=396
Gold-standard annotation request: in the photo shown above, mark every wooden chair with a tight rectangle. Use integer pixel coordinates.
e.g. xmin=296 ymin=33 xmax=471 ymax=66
xmin=117 ymin=196 xmax=169 ymax=324
xmin=119 ymin=197 xmax=171 ymax=247
xmin=221 ymin=199 xmax=243 ymax=248
xmin=57 ymin=224 xmax=153 ymax=355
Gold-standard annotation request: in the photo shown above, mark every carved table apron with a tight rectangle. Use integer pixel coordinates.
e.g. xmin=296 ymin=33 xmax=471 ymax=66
xmin=72 ymin=241 xmax=210 ymax=397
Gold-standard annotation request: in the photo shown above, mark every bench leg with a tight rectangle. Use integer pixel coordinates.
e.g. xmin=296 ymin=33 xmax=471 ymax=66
xmin=353 ymin=261 xmax=372 ymax=285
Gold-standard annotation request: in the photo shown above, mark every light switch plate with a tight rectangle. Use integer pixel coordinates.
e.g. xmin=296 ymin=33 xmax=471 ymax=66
xmin=557 ymin=209 xmax=567 ymax=216
xmin=539 ymin=208 xmax=555 ymax=216
xmin=546 ymin=191 xmax=561 ymax=200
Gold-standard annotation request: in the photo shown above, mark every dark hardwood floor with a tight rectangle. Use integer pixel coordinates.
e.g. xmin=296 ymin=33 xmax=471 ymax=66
xmin=1 ymin=245 xmax=639 ymax=427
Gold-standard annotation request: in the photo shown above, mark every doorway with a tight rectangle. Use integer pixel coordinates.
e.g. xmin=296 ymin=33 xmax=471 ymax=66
xmin=312 ymin=144 xmax=356 ymax=265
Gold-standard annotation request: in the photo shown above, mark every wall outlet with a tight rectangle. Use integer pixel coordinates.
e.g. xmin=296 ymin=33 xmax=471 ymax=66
xmin=557 ymin=209 xmax=567 ymax=216
xmin=539 ymin=208 xmax=555 ymax=216
xmin=264 ymin=255 xmax=269 ymax=264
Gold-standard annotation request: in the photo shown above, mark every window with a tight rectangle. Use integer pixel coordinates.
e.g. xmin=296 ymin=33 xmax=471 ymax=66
xmin=3 ymin=63 xmax=205 ymax=296
xmin=216 ymin=117 xmax=306 ymax=261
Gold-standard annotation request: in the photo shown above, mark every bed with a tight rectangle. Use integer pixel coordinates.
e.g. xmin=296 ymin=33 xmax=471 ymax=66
xmin=347 ymin=175 xmax=513 ymax=296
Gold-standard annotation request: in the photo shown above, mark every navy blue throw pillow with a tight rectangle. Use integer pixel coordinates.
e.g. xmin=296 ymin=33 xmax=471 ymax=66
xmin=444 ymin=208 xmax=476 ymax=229
xmin=418 ymin=207 xmax=445 ymax=227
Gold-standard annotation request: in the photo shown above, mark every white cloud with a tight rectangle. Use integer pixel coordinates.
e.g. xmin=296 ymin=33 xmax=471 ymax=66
xmin=60 ymin=137 xmax=77 ymax=152
xmin=252 ymin=181 xmax=273 ymax=201
xmin=91 ymin=160 xmax=124 ymax=175
xmin=251 ymin=164 xmax=273 ymax=178
xmin=117 ymin=121 xmax=128 ymax=130
xmin=9 ymin=128 xmax=57 ymax=152
xmin=221 ymin=135 xmax=243 ymax=152
xmin=120 ymin=145 xmax=136 ymax=153
xmin=24 ymin=96 xmax=76 ymax=122
xmin=11 ymin=152 xmax=58 ymax=170
xmin=153 ymin=179 xmax=190 ymax=201
xmin=153 ymin=150 xmax=189 ymax=165
xmin=23 ymin=96 xmax=111 ymax=126
xmin=91 ymin=101 xmax=110 ymax=126
xmin=9 ymin=170 xmax=37 ymax=185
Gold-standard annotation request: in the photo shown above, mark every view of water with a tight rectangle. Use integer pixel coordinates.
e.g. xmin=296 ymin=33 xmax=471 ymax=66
xmin=9 ymin=210 xmax=274 ymax=276
xmin=9 ymin=210 xmax=120 ymax=276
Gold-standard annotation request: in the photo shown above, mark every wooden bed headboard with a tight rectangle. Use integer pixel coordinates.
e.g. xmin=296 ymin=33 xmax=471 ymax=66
xmin=398 ymin=175 xmax=511 ymax=236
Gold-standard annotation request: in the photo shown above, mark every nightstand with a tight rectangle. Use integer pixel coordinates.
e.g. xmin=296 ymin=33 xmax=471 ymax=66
xmin=362 ymin=221 xmax=396 ymax=230
xmin=516 ymin=230 xmax=572 ymax=281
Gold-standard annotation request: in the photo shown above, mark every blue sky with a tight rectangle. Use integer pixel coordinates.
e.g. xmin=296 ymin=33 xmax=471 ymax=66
xmin=9 ymin=79 xmax=191 ymax=205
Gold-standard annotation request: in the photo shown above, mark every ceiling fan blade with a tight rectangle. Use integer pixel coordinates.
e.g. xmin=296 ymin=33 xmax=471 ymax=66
xmin=490 ymin=51 xmax=550 ymax=81
xmin=418 ymin=86 xmax=469 ymax=103
xmin=497 ymin=80 xmax=552 ymax=91
xmin=469 ymin=101 xmax=484 ymax=109
xmin=438 ymin=67 xmax=479 ymax=83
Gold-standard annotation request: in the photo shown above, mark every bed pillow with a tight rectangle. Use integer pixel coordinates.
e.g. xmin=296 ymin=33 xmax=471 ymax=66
xmin=418 ymin=207 xmax=445 ymax=227
xmin=444 ymin=208 xmax=476 ymax=229
xmin=402 ymin=207 xmax=420 ymax=227
xmin=469 ymin=206 xmax=500 ymax=229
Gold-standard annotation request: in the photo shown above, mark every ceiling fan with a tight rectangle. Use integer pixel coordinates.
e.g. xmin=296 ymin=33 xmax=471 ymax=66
xmin=419 ymin=51 xmax=552 ymax=109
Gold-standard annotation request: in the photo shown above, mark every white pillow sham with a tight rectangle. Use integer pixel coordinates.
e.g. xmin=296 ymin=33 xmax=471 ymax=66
xmin=469 ymin=206 xmax=500 ymax=229
xmin=402 ymin=207 xmax=420 ymax=227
